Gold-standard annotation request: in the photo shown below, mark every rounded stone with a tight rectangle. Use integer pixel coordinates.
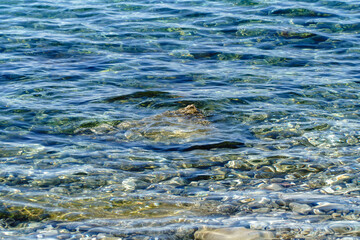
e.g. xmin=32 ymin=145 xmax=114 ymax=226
xmin=194 ymin=227 xmax=275 ymax=240
xmin=289 ymin=202 xmax=312 ymax=215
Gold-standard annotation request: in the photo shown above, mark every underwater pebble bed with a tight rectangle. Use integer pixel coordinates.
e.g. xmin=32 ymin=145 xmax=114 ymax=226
xmin=1 ymin=0 xmax=360 ymax=239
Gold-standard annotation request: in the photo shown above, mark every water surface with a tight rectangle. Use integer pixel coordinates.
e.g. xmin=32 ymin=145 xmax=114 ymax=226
xmin=1 ymin=0 xmax=360 ymax=239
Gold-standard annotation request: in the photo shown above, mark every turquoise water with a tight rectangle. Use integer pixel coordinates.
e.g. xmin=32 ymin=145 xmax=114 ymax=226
xmin=1 ymin=0 xmax=360 ymax=239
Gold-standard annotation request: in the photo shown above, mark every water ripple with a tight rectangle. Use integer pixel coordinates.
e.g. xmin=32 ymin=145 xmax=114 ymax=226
xmin=1 ymin=0 xmax=360 ymax=239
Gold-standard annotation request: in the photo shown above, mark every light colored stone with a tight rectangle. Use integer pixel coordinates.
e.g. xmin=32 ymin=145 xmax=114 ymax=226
xmin=194 ymin=227 xmax=275 ymax=240
xmin=265 ymin=183 xmax=284 ymax=191
xmin=289 ymin=202 xmax=312 ymax=215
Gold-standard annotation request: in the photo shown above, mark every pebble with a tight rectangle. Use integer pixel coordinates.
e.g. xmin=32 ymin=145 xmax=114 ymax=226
xmin=194 ymin=227 xmax=275 ymax=240
xmin=49 ymin=187 xmax=69 ymax=194
xmin=216 ymin=204 xmax=238 ymax=215
xmin=96 ymin=233 xmax=119 ymax=239
xmin=289 ymin=202 xmax=312 ymax=215
xmin=122 ymin=177 xmax=148 ymax=191
xmin=264 ymin=183 xmax=284 ymax=191
xmin=252 ymin=207 xmax=270 ymax=213
xmin=56 ymin=233 xmax=72 ymax=239
xmin=36 ymin=225 xmax=59 ymax=236
xmin=313 ymin=209 xmax=325 ymax=215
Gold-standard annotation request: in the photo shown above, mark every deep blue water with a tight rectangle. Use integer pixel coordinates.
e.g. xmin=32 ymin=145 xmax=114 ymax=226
xmin=1 ymin=0 xmax=360 ymax=239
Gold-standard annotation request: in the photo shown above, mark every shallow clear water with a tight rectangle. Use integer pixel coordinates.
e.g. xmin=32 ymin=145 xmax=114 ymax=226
xmin=1 ymin=0 xmax=360 ymax=239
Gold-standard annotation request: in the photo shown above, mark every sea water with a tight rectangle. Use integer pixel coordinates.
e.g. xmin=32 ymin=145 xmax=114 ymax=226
xmin=1 ymin=0 xmax=360 ymax=239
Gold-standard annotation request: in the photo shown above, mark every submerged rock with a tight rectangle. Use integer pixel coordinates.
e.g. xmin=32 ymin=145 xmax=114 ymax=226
xmin=289 ymin=202 xmax=312 ymax=215
xmin=194 ymin=227 xmax=275 ymax=240
xmin=80 ymin=104 xmax=212 ymax=144
xmin=119 ymin=104 xmax=211 ymax=143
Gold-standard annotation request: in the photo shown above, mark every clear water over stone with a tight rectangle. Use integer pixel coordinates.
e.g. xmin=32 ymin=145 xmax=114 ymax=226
xmin=0 ymin=0 xmax=360 ymax=239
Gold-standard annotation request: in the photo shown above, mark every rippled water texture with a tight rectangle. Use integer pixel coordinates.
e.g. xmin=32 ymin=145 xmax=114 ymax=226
xmin=1 ymin=0 xmax=360 ymax=239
